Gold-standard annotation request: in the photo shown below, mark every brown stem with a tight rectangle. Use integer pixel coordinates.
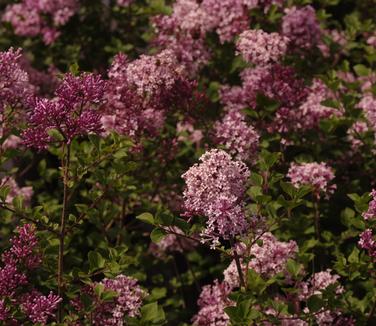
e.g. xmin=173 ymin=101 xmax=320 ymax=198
xmin=57 ymin=144 xmax=71 ymax=322
xmin=229 ymin=238 xmax=245 ymax=289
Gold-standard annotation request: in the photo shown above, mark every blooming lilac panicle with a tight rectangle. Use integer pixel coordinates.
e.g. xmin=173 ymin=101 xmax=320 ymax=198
xmin=3 ymin=0 xmax=78 ymax=44
xmin=249 ymin=232 xmax=298 ymax=277
xmin=358 ymin=229 xmax=376 ymax=260
xmin=358 ymin=95 xmax=376 ymax=131
xmin=201 ymin=0 xmax=249 ymax=43
xmin=125 ymin=49 xmax=185 ymax=98
xmin=347 ymin=121 xmax=368 ymax=151
xmin=0 ymin=48 xmax=33 ymax=112
xmin=362 ymin=190 xmax=376 ymax=220
xmin=20 ymin=290 xmax=62 ymax=325
xmin=0 ymin=299 xmax=10 ymax=322
xmin=214 ymin=111 xmax=259 ymax=162
xmin=192 ymin=280 xmax=233 ymax=326
xmin=282 ymin=5 xmax=321 ymax=49
xmin=182 ymin=149 xmax=250 ymax=246
xmin=287 ymin=162 xmax=336 ymax=198
xmin=2 ymin=224 xmax=41 ymax=269
xmin=101 ymin=275 xmax=146 ymax=320
xmin=22 ymin=72 xmax=105 ymax=149
xmin=236 ymin=29 xmax=289 ymax=65
xmin=299 ymin=269 xmax=343 ymax=301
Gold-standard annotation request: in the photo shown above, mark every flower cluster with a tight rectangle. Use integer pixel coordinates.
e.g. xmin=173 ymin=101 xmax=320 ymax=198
xmin=358 ymin=229 xmax=376 ymax=260
xmin=182 ymin=149 xmax=250 ymax=247
xmin=3 ymin=0 xmax=78 ymax=44
xmin=0 ymin=177 xmax=33 ymax=206
xmin=20 ymin=290 xmax=62 ymax=325
xmin=287 ymin=162 xmax=336 ymax=198
xmin=223 ymin=233 xmax=298 ymax=288
xmin=347 ymin=121 xmax=368 ymax=151
xmin=236 ymin=29 xmax=289 ymax=65
xmin=362 ymin=190 xmax=376 ymax=220
xmin=102 ymin=51 xmax=195 ymax=139
xmin=0 ymin=48 xmax=33 ymax=113
xmin=214 ymin=111 xmax=259 ymax=162
xmin=22 ymin=72 xmax=106 ymax=150
xmin=117 ymin=0 xmax=133 ymax=6
xmin=282 ymin=5 xmax=321 ymax=49
xmin=192 ymin=280 xmax=233 ymax=326
xmin=358 ymin=95 xmax=376 ymax=134
xmin=73 ymin=274 xmax=146 ymax=324
xmin=0 ymin=224 xmax=60 ymax=324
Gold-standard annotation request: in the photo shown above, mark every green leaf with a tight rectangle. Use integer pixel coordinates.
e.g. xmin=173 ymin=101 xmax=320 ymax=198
xmin=141 ymin=302 xmax=165 ymax=323
xmin=307 ymin=295 xmax=324 ymax=312
xmin=150 ymin=228 xmax=167 ymax=243
xmin=136 ymin=213 xmax=155 ymax=225
xmin=348 ymin=246 xmax=359 ymax=264
xmin=353 ymin=64 xmax=370 ymax=77
xmin=88 ymin=251 xmax=106 ymax=271
xmin=12 ymin=195 xmax=24 ymax=211
xmin=0 ymin=186 xmax=10 ymax=202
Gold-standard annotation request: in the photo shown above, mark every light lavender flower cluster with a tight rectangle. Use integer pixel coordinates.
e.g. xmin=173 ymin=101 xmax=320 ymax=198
xmin=237 ymin=29 xmax=289 ymax=65
xmin=287 ymin=162 xmax=336 ymax=198
xmin=182 ymin=149 xmax=250 ymax=247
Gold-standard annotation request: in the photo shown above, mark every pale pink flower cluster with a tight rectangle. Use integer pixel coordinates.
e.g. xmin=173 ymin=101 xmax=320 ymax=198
xmin=0 ymin=177 xmax=33 ymax=206
xmin=358 ymin=95 xmax=376 ymax=132
xmin=358 ymin=229 xmax=376 ymax=260
xmin=347 ymin=121 xmax=368 ymax=150
xmin=299 ymin=269 xmax=343 ymax=300
xmin=200 ymin=0 xmax=250 ymax=43
xmin=236 ymin=29 xmax=289 ymax=65
xmin=287 ymin=162 xmax=336 ymax=198
xmin=125 ymin=50 xmax=185 ymax=98
xmin=282 ymin=5 xmax=321 ymax=49
xmin=223 ymin=232 xmax=298 ymax=287
xmin=294 ymin=79 xmax=342 ymax=131
xmin=102 ymin=51 xmax=195 ymax=138
xmin=3 ymin=0 xmax=78 ymax=44
xmin=0 ymin=224 xmax=61 ymax=324
xmin=0 ymin=48 xmax=33 ymax=112
xmin=73 ymin=274 xmax=146 ymax=325
xmin=220 ymin=65 xmax=307 ymax=115
xmin=299 ymin=270 xmax=347 ymax=325
xmin=367 ymin=32 xmax=376 ymax=47
xmin=362 ymin=190 xmax=376 ymax=220
xmin=214 ymin=111 xmax=259 ymax=162
xmin=117 ymin=0 xmax=133 ymax=6
xmin=249 ymin=232 xmax=298 ymax=277
xmin=192 ymin=280 xmax=233 ymax=326
xmin=182 ymin=149 xmax=250 ymax=247
xmin=100 ymin=275 xmax=147 ymax=321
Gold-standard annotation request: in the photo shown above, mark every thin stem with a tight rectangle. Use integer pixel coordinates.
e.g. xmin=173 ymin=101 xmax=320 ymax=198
xmin=229 ymin=238 xmax=246 ymax=289
xmin=313 ymin=198 xmax=320 ymax=241
xmin=57 ymin=144 xmax=71 ymax=323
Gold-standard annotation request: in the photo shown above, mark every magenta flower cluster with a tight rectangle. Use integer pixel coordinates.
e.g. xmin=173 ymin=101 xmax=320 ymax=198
xmin=182 ymin=149 xmax=250 ymax=247
xmin=287 ymin=162 xmax=336 ymax=198
xmin=102 ymin=50 xmax=195 ymax=138
xmin=0 ymin=224 xmax=61 ymax=324
xmin=22 ymin=72 xmax=106 ymax=150
xmin=3 ymin=0 xmax=78 ymax=44
xmin=282 ymin=5 xmax=321 ymax=49
xmin=236 ymin=29 xmax=289 ymax=65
